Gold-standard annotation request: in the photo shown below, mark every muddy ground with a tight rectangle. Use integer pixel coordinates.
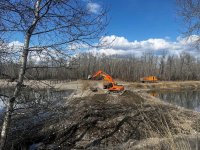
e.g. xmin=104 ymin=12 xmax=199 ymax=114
xmin=1 ymin=80 xmax=200 ymax=149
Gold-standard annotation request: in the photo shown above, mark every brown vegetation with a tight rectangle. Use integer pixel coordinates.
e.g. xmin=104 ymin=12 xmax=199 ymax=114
xmin=5 ymin=88 xmax=200 ymax=149
xmin=2 ymin=52 xmax=200 ymax=82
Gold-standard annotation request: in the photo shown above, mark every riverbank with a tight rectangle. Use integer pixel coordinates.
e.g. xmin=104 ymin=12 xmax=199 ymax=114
xmin=127 ymin=81 xmax=200 ymax=90
xmin=12 ymin=90 xmax=200 ymax=149
xmin=1 ymin=80 xmax=200 ymax=149
xmin=2 ymin=79 xmax=200 ymax=91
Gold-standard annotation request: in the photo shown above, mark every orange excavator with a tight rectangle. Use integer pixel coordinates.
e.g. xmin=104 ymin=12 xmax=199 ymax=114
xmin=140 ymin=76 xmax=158 ymax=83
xmin=88 ymin=70 xmax=124 ymax=93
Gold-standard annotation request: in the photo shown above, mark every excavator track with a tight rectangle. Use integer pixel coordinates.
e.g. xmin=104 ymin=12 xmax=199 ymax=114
xmin=106 ymin=90 xmax=125 ymax=95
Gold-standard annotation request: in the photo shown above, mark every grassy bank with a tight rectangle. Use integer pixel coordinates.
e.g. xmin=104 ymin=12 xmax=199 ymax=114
xmin=2 ymin=79 xmax=200 ymax=90
xmin=128 ymin=81 xmax=200 ymax=90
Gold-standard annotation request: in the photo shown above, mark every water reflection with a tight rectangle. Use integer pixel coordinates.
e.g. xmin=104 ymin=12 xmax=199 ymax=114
xmin=150 ymin=90 xmax=200 ymax=111
xmin=0 ymin=88 xmax=72 ymax=113
xmin=0 ymin=88 xmax=74 ymax=148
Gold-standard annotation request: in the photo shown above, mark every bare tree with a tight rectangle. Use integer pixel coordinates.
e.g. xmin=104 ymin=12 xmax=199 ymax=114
xmin=177 ymin=0 xmax=200 ymax=48
xmin=0 ymin=0 xmax=107 ymax=149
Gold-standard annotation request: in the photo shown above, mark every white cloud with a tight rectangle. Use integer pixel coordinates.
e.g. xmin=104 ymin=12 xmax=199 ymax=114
xmin=8 ymin=41 xmax=23 ymax=52
xmin=7 ymin=34 xmax=200 ymax=62
xmin=8 ymin=41 xmax=23 ymax=47
xmin=5 ymin=41 xmax=75 ymax=63
xmin=87 ymin=2 xmax=101 ymax=14
xmin=90 ymin=35 xmax=200 ymax=57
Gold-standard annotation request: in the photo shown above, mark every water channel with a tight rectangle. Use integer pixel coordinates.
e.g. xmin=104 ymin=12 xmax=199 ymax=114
xmin=0 ymin=87 xmax=74 ymax=149
xmin=149 ymin=90 xmax=200 ymax=112
xmin=0 ymin=88 xmax=72 ymax=112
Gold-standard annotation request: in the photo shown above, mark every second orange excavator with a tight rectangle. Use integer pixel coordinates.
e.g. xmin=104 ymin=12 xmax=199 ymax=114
xmin=88 ymin=70 xmax=124 ymax=93
xmin=140 ymin=76 xmax=158 ymax=83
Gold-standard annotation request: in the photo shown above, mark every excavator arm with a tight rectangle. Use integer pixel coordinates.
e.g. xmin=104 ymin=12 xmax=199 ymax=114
xmin=90 ymin=70 xmax=115 ymax=83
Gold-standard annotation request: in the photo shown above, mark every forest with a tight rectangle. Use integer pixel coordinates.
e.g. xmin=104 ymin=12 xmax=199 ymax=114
xmin=1 ymin=51 xmax=200 ymax=81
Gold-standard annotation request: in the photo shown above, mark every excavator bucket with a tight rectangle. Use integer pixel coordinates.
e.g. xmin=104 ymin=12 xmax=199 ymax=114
xmin=88 ymin=75 xmax=92 ymax=79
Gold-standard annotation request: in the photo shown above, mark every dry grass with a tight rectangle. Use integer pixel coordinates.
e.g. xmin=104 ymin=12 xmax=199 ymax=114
xmin=9 ymin=90 xmax=200 ymax=149
xmin=2 ymin=80 xmax=200 ymax=149
xmin=128 ymin=81 xmax=200 ymax=90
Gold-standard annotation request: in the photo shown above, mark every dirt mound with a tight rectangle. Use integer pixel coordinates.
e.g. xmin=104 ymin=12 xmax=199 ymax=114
xmin=9 ymin=90 xmax=200 ymax=149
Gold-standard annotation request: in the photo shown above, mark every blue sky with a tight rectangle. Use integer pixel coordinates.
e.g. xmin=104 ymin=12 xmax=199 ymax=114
xmin=86 ymin=0 xmax=199 ymax=56
xmin=9 ymin=0 xmax=199 ymax=57
xmin=103 ymin=0 xmax=181 ymax=41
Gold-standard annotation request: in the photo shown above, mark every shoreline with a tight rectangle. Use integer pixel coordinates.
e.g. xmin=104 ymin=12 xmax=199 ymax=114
xmin=1 ymin=79 xmax=200 ymax=149
xmin=1 ymin=79 xmax=200 ymax=90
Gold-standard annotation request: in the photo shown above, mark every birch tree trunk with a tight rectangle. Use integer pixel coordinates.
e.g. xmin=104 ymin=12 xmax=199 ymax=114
xmin=0 ymin=0 xmax=107 ymax=148
xmin=0 ymin=34 xmax=31 ymax=150
xmin=0 ymin=1 xmax=41 ymax=149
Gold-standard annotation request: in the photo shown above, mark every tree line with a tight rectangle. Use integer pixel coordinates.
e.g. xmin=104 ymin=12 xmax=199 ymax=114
xmin=1 ymin=52 xmax=200 ymax=81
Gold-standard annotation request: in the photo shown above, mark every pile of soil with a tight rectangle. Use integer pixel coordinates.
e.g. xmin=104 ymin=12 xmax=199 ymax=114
xmin=6 ymin=90 xmax=200 ymax=149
